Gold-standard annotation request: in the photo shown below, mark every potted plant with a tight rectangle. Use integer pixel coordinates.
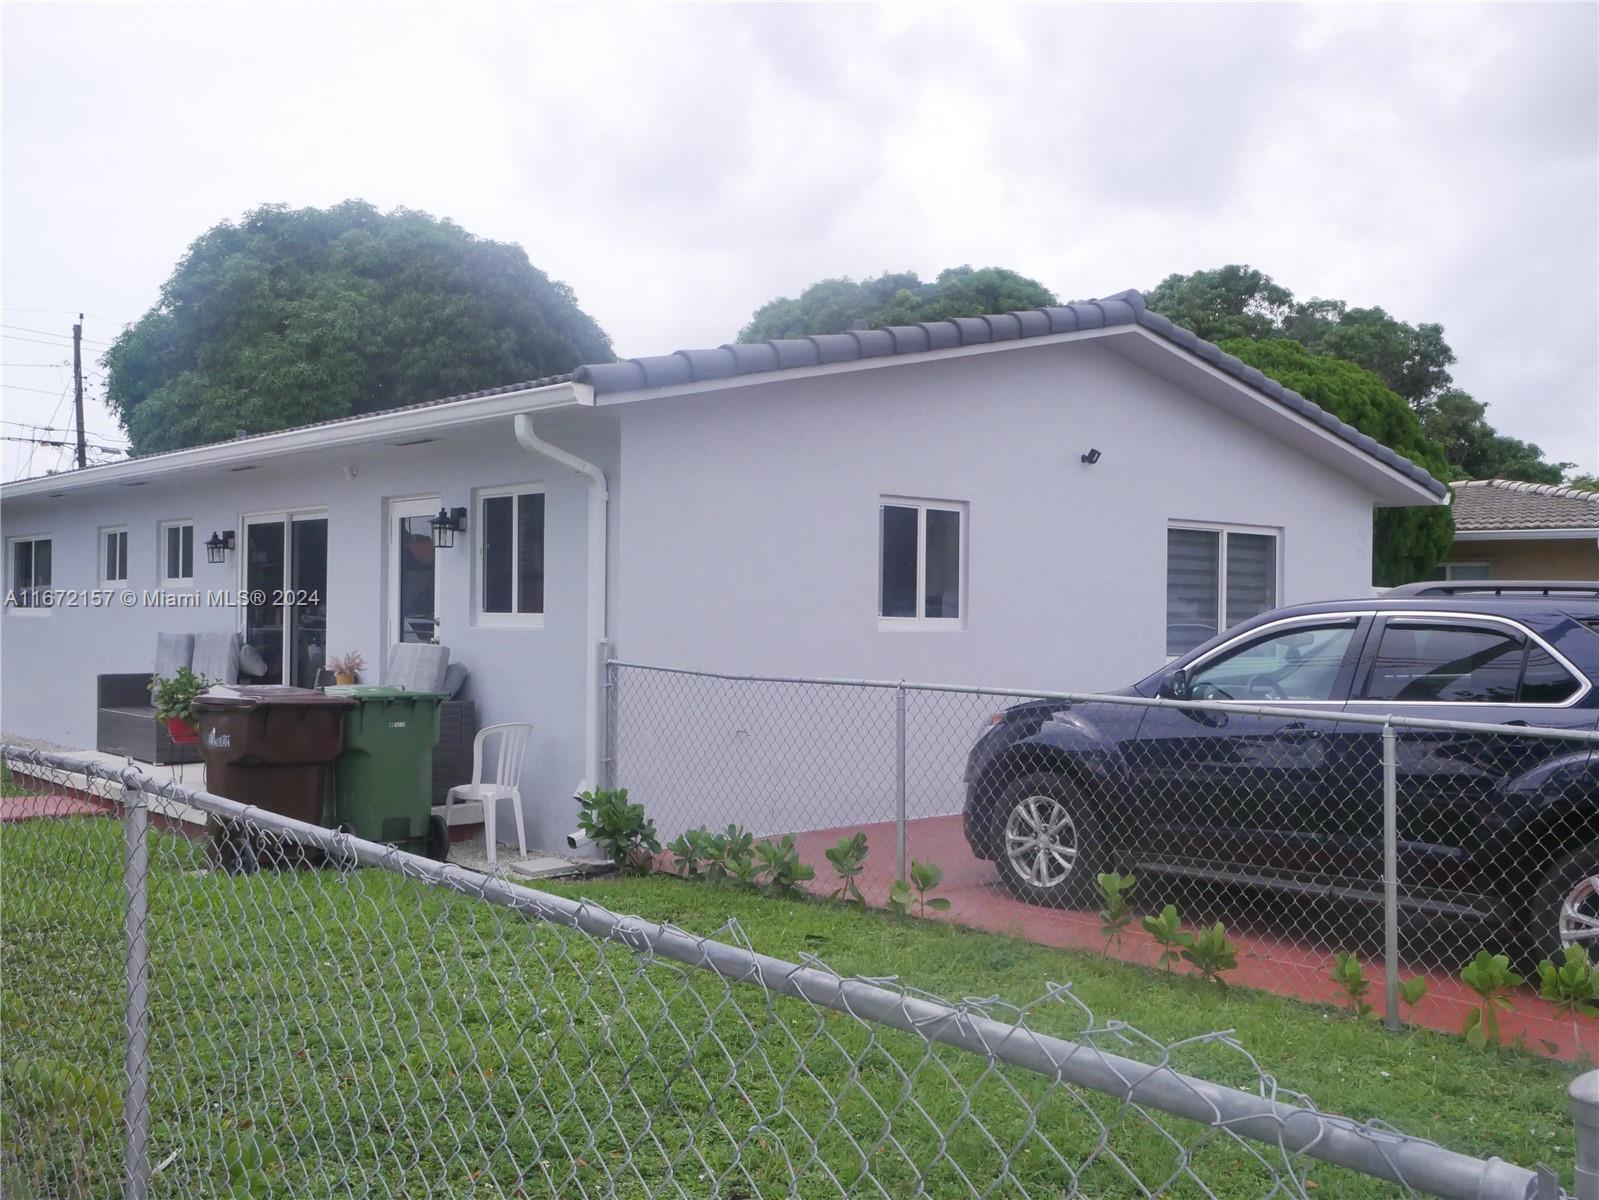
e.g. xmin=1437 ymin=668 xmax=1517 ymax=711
xmin=327 ymin=651 xmax=365 ymax=686
xmin=149 ymin=666 xmax=213 ymax=744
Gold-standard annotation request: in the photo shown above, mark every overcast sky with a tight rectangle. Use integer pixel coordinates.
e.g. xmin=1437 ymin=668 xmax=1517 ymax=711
xmin=3 ymin=2 xmax=1595 ymax=482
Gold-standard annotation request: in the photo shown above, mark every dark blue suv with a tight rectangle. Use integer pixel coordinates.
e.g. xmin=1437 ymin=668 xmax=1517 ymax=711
xmin=962 ymin=582 xmax=1599 ymax=961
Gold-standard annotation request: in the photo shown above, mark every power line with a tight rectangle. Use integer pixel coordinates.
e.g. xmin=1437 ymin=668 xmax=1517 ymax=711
xmin=2 ymin=323 xmax=111 ymax=347
xmin=3 ymin=382 xmax=75 ymax=396
xmin=4 ymin=332 xmax=85 ymax=349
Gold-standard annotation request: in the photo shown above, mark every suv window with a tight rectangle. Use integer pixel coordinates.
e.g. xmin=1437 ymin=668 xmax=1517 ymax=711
xmin=1189 ymin=622 xmax=1356 ymax=702
xmin=1520 ymin=645 xmax=1583 ymax=704
xmin=1362 ymin=622 xmax=1523 ymax=703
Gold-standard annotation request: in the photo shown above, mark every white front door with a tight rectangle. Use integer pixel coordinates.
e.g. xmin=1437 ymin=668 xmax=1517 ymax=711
xmin=388 ymin=497 xmax=440 ymax=645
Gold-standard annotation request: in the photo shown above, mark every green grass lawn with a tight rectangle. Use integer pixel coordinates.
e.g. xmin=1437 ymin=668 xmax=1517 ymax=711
xmin=1 ymin=817 xmax=1581 ymax=1198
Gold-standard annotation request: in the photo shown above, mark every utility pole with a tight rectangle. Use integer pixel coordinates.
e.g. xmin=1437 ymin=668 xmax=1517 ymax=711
xmin=72 ymin=313 xmax=87 ymax=469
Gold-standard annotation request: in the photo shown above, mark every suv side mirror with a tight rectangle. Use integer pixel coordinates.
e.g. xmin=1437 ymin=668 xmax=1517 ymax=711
xmin=1164 ymin=668 xmax=1191 ymax=701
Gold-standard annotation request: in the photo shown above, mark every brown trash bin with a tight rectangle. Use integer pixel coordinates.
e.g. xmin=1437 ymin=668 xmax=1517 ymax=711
xmin=192 ymin=685 xmax=356 ymax=828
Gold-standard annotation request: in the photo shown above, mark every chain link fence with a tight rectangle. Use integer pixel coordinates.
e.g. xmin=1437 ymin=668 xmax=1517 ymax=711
xmin=607 ymin=662 xmax=1599 ymax=1032
xmin=3 ymin=744 xmax=1586 ymax=1198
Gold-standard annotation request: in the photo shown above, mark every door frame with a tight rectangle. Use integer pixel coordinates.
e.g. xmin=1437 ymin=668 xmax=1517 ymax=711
xmin=386 ymin=495 xmax=442 ymax=647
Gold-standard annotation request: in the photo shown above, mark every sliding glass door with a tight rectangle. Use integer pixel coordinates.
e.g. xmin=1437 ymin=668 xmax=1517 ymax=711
xmin=242 ymin=512 xmax=328 ymax=686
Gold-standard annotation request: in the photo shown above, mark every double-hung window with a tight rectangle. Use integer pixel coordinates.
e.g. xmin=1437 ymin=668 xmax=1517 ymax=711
xmin=160 ymin=521 xmax=195 ymax=585
xmin=7 ymin=536 xmax=53 ymax=611
xmin=879 ymin=498 xmax=965 ymax=628
xmin=1166 ymin=523 xmax=1279 ymax=656
xmin=476 ymin=485 xmax=545 ymax=627
xmin=101 ymin=527 xmax=129 ymax=585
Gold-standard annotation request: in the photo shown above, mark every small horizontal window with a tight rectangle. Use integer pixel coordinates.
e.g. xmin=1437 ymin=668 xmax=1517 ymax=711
xmin=1167 ymin=524 xmax=1279 ymax=656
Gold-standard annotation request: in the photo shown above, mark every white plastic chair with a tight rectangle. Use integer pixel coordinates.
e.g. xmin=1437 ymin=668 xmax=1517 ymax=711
xmin=445 ymin=723 xmax=532 ymax=865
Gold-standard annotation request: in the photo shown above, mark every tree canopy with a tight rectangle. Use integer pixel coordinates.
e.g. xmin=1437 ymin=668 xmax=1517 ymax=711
xmin=105 ymin=202 xmax=613 ymax=454
xmin=1145 ymin=266 xmax=1569 ymax=483
xmin=737 ymin=266 xmax=1056 ymax=342
xmin=1218 ymin=339 xmax=1455 ymax=585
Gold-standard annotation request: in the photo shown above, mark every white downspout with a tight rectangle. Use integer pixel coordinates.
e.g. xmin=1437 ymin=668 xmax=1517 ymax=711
xmin=513 ymin=413 xmax=608 ymax=814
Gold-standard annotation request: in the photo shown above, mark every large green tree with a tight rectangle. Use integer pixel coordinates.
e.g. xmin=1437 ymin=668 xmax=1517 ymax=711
xmin=1221 ymin=338 xmax=1454 ymax=585
xmin=105 ymin=202 xmax=613 ymax=453
xmin=737 ymin=266 xmax=1055 ymax=342
xmin=1146 ymin=266 xmax=1570 ymax=484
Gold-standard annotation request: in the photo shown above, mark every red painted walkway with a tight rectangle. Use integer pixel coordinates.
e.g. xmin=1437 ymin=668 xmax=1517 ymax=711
xmin=1 ymin=794 xmax=109 ymax=822
xmin=781 ymin=815 xmax=1596 ymax=1063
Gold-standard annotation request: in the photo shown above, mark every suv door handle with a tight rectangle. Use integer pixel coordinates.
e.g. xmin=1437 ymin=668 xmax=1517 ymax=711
xmin=1279 ymin=722 xmax=1323 ymax=741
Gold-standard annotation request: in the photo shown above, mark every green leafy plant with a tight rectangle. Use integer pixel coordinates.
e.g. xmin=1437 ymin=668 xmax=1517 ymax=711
xmin=1538 ymin=944 xmax=1599 ymax=1055
xmin=667 ymin=827 xmax=717 ymax=880
xmin=149 ymin=665 xmax=213 ymax=724
xmin=824 ymin=832 xmax=870 ymax=909
xmin=714 ymin=825 xmax=759 ymax=886
xmin=575 ymin=788 xmax=660 ymax=875
xmin=888 ymin=859 xmax=950 ymax=918
xmin=1459 ymin=951 xmax=1524 ymax=1048
xmin=1181 ymin=922 xmax=1239 ymax=986
xmin=754 ymin=835 xmax=815 ymax=898
xmin=1096 ymin=872 xmax=1138 ymax=948
xmin=1330 ymin=952 xmax=1428 ymax=1022
xmin=1140 ymin=904 xmax=1187 ymax=972
xmin=3 ymin=1055 xmax=117 ymax=1199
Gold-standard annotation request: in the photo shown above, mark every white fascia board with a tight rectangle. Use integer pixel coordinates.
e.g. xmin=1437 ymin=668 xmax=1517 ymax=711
xmin=0 ymin=381 xmax=591 ymax=501
xmin=1453 ymin=527 xmax=1599 ymax=542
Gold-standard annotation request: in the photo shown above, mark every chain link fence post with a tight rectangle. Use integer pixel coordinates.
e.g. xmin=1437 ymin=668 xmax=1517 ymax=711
xmin=1381 ymin=722 xmax=1401 ymax=1033
xmin=120 ymin=777 xmax=151 ymax=1200
xmin=599 ymin=641 xmax=616 ymax=792
xmin=1572 ymin=1070 xmax=1599 ymax=1200
xmin=894 ymin=680 xmax=907 ymax=885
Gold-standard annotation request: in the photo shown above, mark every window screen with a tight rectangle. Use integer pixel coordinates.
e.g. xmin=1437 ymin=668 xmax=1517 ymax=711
xmin=482 ymin=495 xmax=515 ymax=614
xmin=1166 ymin=528 xmax=1220 ymax=655
xmin=879 ymin=505 xmax=918 ymax=619
xmin=1362 ymin=624 xmax=1524 ymax=703
xmin=924 ymin=508 xmax=961 ymax=619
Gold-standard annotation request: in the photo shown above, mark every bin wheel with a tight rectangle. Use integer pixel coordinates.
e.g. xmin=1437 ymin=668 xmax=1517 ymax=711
xmin=426 ymin=815 xmax=450 ymax=863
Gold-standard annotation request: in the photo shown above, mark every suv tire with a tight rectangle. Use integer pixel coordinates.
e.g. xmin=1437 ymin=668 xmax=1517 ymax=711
xmin=1528 ymin=840 xmax=1599 ymax=965
xmin=992 ymin=772 xmax=1103 ymax=908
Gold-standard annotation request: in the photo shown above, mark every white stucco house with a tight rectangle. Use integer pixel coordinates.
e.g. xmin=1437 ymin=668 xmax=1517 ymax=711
xmin=1 ymin=290 xmax=1446 ymax=847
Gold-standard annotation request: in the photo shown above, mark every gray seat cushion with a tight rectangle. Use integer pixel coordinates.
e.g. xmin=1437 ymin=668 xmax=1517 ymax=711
xmin=386 ymin=643 xmax=449 ymax=692
xmin=442 ymin=661 xmax=469 ymax=699
xmin=153 ymin=633 xmax=194 ymax=677
xmin=192 ymin=631 xmax=243 ymax=684
xmin=239 ymin=642 xmax=269 ymax=677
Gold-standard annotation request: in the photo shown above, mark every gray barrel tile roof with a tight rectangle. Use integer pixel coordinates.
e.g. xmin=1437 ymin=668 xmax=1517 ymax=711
xmin=570 ymin=288 xmax=1448 ymax=497
xmin=1450 ymin=479 xmax=1599 ymax=531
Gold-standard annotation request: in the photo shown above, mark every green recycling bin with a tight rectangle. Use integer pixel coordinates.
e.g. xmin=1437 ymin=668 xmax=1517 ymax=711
xmin=325 ymin=685 xmax=449 ymax=859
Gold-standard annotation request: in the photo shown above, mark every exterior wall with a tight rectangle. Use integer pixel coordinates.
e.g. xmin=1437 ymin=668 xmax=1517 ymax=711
xmin=610 ymin=339 xmax=1378 ymax=691
xmin=606 ymin=341 xmax=1386 ymax=837
xmin=1441 ymin=537 xmax=1599 ymax=580
xmin=1 ymin=408 xmax=618 ymax=849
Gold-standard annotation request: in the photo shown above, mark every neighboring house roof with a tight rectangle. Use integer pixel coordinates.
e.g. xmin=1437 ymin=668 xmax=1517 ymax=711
xmin=1450 ymin=479 xmax=1599 ymax=533
xmin=572 ymin=289 xmax=1446 ymax=499
xmin=1 ymin=288 xmax=1448 ymax=501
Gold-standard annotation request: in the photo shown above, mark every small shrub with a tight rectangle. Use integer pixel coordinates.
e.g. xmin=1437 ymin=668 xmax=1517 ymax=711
xmin=1096 ymin=872 xmax=1138 ymax=948
xmin=889 ymin=859 xmax=950 ymax=918
xmin=754 ymin=835 xmax=814 ymax=898
xmin=715 ymin=826 xmax=759 ymax=886
xmin=1460 ymin=951 xmax=1524 ymax=1048
xmin=824 ymin=832 xmax=870 ymax=909
xmin=1539 ymin=945 xmax=1599 ymax=1056
xmin=575 ymin=788 xmax=660 ymax=875
xmin=666 ymin=829 xmax=710 ymax=879
xmin=1330 ymin=952 xmax=1427 ymax=1021
xmin=1141 ymin=904 xmax=1186 ymax=972
xmin=1181 ymin=922 xmax=1239 ymax=986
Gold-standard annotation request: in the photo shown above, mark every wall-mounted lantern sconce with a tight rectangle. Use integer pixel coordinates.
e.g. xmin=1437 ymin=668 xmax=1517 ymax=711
xmin=1080 ymin=448 xmax=1102 ymax=465
xmin=205 ymin=530 xmax=235 ymax=564
xmin=430 ymin=506 xmax=468 ymax=549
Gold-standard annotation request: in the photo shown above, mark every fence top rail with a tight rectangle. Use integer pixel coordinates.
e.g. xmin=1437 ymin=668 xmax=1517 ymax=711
xmin=606 ymin=659 xmax=1599 ymax=744
xmin=0 ymin=742 xmax=1554 ymax=1200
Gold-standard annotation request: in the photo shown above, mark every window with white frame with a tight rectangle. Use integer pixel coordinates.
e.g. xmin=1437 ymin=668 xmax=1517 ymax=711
xmin=101 ymin=527 xmax=129 ymax=584
xmin=1426 ymin=562 xmax=1491 ymax=582
xmin=879 ymin=498 xmax=965 ymax=626
xmin=476 ymin=485 xmax=545 ymax=626
xmin=1166 ymin=523 xmax=1279 ymax=656
xmin=8 ymin=536 xmax=53 ymax=611
xmin=160 ymin=521 xmax=195 ymax=584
